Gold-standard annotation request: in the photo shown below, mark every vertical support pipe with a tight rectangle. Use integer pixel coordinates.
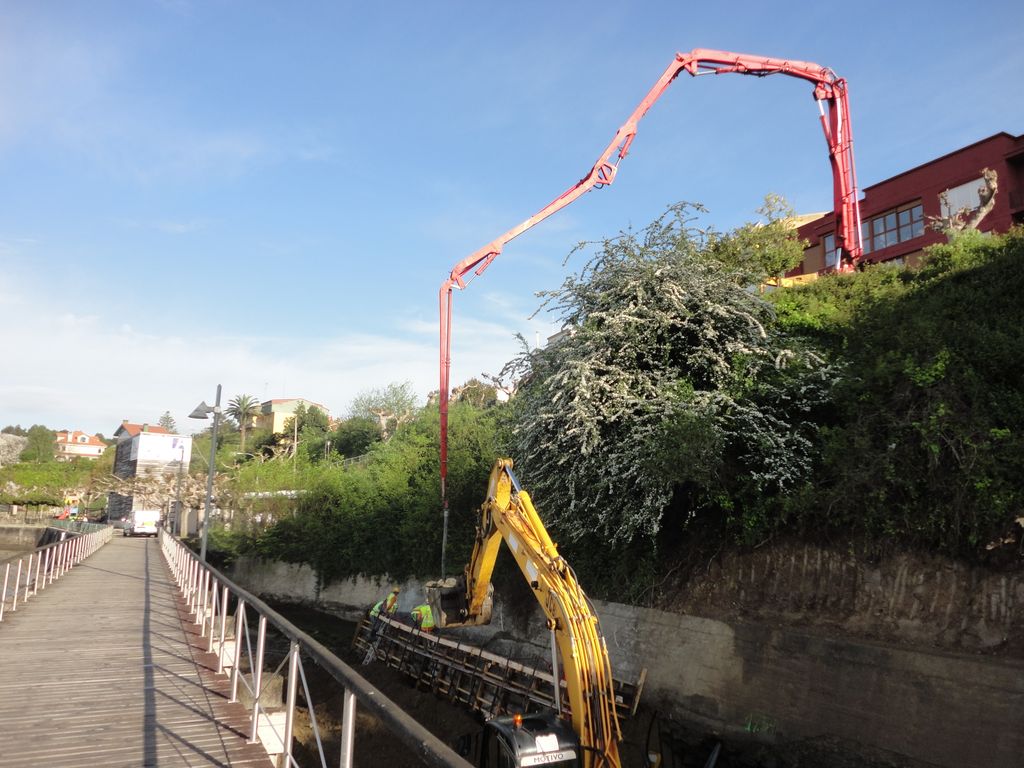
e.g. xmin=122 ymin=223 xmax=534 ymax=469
xmin=33 ymin=551 xmax=43 ymax=595
xmin=193 ymin=561 xmax=202 ymax=613
xmin=200 ymin=569 xmax=209 ymax=635
xmin=0 ymin=563 xmax=9 ymax=622
xmin=230 ymin=600 xmax=245 ymax=703
xmin=339 ymin=687 xmax=357 ymax=768
xmin=249 ymin=615 xmax=268 ymax=744
xmin=207 ymin=579 xmax=218 ymax=652
xmin=23 ymin=554 xmax=33 ymax=602
xmin=282 ymin=640 xmax=300 ymax=766
xmin=11 ymin=560 xmax=22 ymax=611
xmin=218 ymin=584 xmax=229 ymax=674
xmin=189 ymin=559 xmax=198 ymax=612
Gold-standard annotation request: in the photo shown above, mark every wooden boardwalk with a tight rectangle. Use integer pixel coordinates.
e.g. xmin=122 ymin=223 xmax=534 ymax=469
xmin=0 ymin=536 xmax=271 ymax=767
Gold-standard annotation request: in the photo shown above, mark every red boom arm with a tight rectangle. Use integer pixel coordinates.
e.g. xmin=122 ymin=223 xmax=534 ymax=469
xmin=439 ymin=48 xmax=862 ymax=502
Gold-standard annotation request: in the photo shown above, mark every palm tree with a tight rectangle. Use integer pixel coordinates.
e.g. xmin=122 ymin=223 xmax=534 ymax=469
xmin=227 ymin=394 xmax=261 ymax=455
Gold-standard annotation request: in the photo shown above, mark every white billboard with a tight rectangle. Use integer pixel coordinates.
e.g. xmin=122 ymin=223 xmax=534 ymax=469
xmin=132 ymin=433 xmax=192 ymax=466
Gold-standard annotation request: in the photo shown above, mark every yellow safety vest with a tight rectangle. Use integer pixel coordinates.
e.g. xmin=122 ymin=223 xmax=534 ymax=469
xmin=412 ymin=604 xmax=435 ymax=630
xmin=370 ymin=600 xmax=385 ymax=618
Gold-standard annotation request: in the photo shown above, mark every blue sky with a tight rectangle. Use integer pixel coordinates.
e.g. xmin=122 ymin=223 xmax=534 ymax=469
xmin=2 ymin=1 xmax=1022 ymax=436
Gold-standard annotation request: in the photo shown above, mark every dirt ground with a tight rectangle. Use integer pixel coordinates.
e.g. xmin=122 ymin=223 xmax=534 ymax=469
xmin=265 ymin=601 xmax=917 ymax=768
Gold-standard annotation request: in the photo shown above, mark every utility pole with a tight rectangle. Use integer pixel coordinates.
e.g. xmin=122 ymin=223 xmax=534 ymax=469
xmin=189 ymin=384 xmax=222 ymax=562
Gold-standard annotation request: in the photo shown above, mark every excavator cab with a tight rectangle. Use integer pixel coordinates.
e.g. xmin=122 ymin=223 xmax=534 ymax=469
xmin=458 ymin=711 xmax=581 ymax=768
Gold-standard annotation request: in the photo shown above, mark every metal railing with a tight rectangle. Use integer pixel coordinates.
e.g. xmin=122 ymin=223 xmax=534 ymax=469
xmin=160 ymin=531 xmax=472 ymax=768
xmin=0 ymin=524 xmax=114 ymax=622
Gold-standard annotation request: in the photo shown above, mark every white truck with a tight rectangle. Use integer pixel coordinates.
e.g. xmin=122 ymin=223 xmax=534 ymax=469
xmin=124 ymin=509 xmax=161 ymax=537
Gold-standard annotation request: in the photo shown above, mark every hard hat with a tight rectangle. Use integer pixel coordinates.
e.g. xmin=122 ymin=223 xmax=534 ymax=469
xmin=391 ymin=587 xmax=400 ymax=594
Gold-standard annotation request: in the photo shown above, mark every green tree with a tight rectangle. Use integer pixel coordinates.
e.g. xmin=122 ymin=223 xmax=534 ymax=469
xmin=330 ymin=416 xmax=381 ymax=458
xmin=227 ymin=394 xmax=261 ymax=455
xmin=283 ymin=405 xmax=332 ymax=462
xmin=158 ymin=411 xmax=177 ymax=433
xmin=349 ymin=381 xmax=419 ymax=440
xmin=22 ymin=424 xmax=57 ymax=463
xmin=706 ymin=194 xmax=806 ymax=282
xmin=773 ymin=226 xmax=1024 ymax=554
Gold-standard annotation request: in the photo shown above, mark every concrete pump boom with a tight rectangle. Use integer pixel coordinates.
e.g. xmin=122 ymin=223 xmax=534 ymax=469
xmin=438 ymin=48 xmax=862 ymax=512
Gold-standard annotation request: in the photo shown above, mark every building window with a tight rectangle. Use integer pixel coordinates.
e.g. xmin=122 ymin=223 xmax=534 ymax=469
xmin=898 ymin=204 xmax=925 ymax=241
xmin=861 ymin=202 xmax=923 ymax=256
xmin=823 ymin=233 xmax=837 ymax=268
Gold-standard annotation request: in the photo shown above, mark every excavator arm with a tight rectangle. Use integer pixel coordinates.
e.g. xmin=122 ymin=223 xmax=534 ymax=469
xmin=439 ymin=48 xmax=862 ymax=505
xmin=427 ymin=459 xmax=622 ymax=768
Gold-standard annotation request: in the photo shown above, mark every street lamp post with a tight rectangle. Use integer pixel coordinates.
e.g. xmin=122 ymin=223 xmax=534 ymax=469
xmin=172 ymin=444 xmax=185 ymax=534
xmin=189 ymin=384 xmax=222 ymax=562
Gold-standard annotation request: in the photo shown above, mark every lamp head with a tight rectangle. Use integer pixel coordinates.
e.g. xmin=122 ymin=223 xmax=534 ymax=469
xmin=189 ymin=401 xmax=212 ymax=420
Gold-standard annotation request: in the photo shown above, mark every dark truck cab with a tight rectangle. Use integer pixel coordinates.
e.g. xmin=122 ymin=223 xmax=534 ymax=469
xmin=458 ymin=712 xmax=580 ymax=768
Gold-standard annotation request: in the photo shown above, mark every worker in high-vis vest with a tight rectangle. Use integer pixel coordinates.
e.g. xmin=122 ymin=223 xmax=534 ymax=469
xmin=411 ymin=603 xmax=435 ymax=632
xmin=370 ymin=587 xmax=400 ymax=619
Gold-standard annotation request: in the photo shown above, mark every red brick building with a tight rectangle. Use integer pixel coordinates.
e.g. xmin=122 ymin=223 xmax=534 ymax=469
xmin=791 ymin=131 xmax=1024 ymax=277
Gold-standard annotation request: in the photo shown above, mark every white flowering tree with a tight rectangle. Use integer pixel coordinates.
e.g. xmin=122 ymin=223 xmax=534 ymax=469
xmin=502 ymin=202 xmax=833 ymax=546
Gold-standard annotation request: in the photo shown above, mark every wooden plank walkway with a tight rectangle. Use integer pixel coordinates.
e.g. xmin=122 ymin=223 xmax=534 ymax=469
xmin=0 ymin=536 xmax=272 ymax=767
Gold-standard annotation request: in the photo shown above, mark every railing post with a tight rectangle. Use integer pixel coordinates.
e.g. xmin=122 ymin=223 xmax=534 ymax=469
xmin=23 ymin=554 xmax=34 ymax=602
xmin=282 ymin=640 xmax=300 ymax=765
xmin=217 ymin=584 xmax=229 ymax=674
xmin=0 ymin=563 xmax=9 ymax=622
xmin=249 ymin=615 xmax=268 ymax=744
xmin=40 ymin=548 xmax=49 ymax=590
xmin=199 ymin=569 xmax=209 ymax=634
xmin=33 ymin=551 xmax=43 ymax=595
xmin=207 ymin=578 xmax=218 ymax=652
xmin=188 ymin=559 xmax=197 ymax=611
xmin=11 ymin=559 xmax=22 ymax=612
xmin=230 ymin=600 xmax=246 ymax=703
xmin=339 ymin=687 xmax=357 ymax=768
xmin=191 ymin=560 xmax=201 ymax=613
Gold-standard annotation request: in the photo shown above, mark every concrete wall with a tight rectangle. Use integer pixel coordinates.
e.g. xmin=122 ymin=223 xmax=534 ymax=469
xmin=229 ymin=555 xmax=1024 ymax=768
xmin=0 ymin=525 xmax=49 ymax=551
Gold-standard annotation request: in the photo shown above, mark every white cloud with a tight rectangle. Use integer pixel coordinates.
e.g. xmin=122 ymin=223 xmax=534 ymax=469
xmin=0 ymin=275 xmax=556 ymax=436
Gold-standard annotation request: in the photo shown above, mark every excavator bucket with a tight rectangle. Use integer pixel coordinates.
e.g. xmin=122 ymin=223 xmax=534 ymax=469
xmin=425 ymin=575 xmax=493 ymax=628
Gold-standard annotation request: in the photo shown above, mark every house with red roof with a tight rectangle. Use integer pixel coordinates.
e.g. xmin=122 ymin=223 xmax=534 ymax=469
xmin=55 ymin=430 xmax=107 ymax=461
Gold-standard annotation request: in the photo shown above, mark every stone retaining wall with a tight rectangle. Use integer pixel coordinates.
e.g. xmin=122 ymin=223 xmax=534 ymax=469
xmin=229 ymin=555 xmax=1024 ymax=768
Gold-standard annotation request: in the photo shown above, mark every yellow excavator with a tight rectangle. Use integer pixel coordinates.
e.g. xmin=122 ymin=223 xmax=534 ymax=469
xmin=426 ymin=459 xmax=622 ymax=768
